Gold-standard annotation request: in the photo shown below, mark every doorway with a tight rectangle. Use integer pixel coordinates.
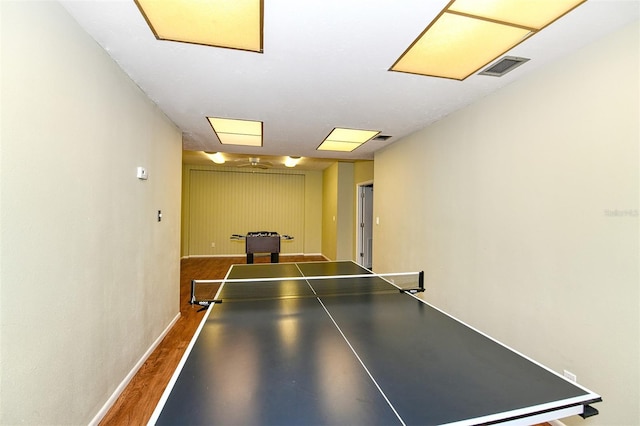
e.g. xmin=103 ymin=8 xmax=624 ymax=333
xmin=356 ymin=182 xmax=374 ymax=269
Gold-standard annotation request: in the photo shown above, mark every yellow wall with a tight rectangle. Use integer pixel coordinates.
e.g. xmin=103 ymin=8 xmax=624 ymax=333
xmin=182 ymin=164 xmax=323 ymax=257
xmin=182 ymin=161 xmax=370 ymax=261
xmin=1 ymin=2 xmax=182 ymax=424
xmin=336 ymin=163 xmax=354 ymax=260
xmin=322 ymin=162 xmax=363 ymax=260
xmin=374 ymin=21 xmax=639 ymax=426
xmin=304 ymin=170 xmax=324 ymax=255
xmin=354 ymin=161 xmax=374 ymax=185
xmin=322 ymin=163 xmax=339 ymax=260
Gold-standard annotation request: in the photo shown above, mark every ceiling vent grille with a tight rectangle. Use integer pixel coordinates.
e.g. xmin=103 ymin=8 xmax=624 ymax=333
xmin=373 ymin=135 xmax=392 ymax=141
xmin=479 ymin=56 xmax=530 ymax=77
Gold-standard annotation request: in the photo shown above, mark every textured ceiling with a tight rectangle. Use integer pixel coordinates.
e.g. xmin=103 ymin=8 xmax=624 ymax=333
xmin=61 ymin=1 xmax=639 ymax=169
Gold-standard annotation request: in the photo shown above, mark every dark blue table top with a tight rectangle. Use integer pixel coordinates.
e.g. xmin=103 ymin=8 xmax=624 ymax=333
xmin=151 ymin=261 xmax=600 ymax=425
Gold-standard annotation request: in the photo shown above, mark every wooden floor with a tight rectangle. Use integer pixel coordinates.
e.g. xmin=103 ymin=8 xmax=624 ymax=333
xmin=99 ymin=255 xmax=326 ymax=425
xmin=100 ymin=255 xmax=550 ymax=426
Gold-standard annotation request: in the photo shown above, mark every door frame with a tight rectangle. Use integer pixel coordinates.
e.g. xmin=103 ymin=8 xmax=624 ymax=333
xmin=356 ymin=180 xmax=374 ymax=269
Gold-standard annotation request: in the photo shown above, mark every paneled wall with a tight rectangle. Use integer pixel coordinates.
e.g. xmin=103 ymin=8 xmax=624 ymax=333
xmin=182 ymin=164 xmax=323 ymax=257
xmin=189 ymin=169 xmax=304 ymax=254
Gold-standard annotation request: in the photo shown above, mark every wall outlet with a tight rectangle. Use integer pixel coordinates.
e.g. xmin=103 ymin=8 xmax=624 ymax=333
xmin=211 ymin=242 xmax=215 ymax=248
xmin=563 ymin=370 xmax=577 ymax=382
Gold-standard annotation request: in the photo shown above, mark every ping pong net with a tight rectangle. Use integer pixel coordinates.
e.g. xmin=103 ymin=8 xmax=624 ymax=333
xmin=191 ymin=270 xmax=424 ymax=307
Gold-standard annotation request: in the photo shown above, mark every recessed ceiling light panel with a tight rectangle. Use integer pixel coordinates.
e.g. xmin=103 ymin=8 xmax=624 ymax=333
xmin=135 ymin=0 xmax=263 ymax=52
xmin=449 ymin=0 xmax=585 ymax=30
xmin=317 ymin=128 xmax=380 ymax=152
xmin=207 ymin=117 xmax=263 ymax=147
xmin=392 ymin=12 xmax=530 ymax=81
xmin=390 ymin=0 xmax=586 ymax=80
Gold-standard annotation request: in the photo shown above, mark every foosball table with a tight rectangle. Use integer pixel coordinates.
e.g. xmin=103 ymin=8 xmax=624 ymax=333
xmin=230 ymin=232 xmax=294 ymax=263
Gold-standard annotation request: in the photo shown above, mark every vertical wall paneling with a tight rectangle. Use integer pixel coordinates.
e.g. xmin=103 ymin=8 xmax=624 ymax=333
xmin=188 ymin=169 xmax=305 ymax=255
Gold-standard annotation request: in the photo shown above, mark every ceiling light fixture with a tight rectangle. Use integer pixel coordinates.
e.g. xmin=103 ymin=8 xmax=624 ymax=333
xmin=317 ymin=128 xmax=380 ymax=152
xmin=207 ymin=117 xmax=263 ymax=147
xmin=284 ymin=156 xmax=301 ymax=168
xmin=390 ymin=0 xmax=586 ymax=80
xmin=204 ymin=151 xmax=225 ymax=164
xmin=134 ymin=0 xmax=263 ymax=52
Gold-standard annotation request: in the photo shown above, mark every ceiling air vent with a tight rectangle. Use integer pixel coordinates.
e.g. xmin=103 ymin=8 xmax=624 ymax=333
xmin=478 ymin=56 xmax=530 ymax=77
xmin=373 ymin=135 xmax=392 ymax=141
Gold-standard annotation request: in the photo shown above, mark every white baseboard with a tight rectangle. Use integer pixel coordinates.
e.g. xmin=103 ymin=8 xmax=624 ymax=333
xmin=303 ymin=253 xmax=327 ymax=258
xmin=187 ymin=254 xmax=239 ymax=258
xmin=89 ymin=312 xmax=181 ymax=426
xmin=183 ymin=253 xmax=328 ymax=259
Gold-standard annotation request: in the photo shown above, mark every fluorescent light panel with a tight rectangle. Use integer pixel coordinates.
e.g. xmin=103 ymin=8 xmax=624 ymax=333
xmin=134 ymin=0 xmax=263 ymax=52
xmin=317 ymin=128 xmax=380 ymax=152
xmin=390 ymin=0 xmax=586 ymax=80
xmin=208 ymin=117 xmax=263 ymax=147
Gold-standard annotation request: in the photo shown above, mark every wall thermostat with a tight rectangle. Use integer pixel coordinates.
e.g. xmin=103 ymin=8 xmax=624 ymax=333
xmin=137 ymin=166 xmax=148 ymax=180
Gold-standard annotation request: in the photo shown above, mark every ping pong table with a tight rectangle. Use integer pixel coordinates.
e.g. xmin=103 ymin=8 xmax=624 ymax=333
xmin=149 ymin=261 xmax=601 ymax=425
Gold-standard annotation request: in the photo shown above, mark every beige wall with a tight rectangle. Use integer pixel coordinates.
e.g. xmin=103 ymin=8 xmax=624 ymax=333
xmin=374 ymin=21 xmax=639 ymax=426
xmin=182 ymin=164 xmax=323 ymax=257
xmin=1 ymin=2 xmax=182 ymax=424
